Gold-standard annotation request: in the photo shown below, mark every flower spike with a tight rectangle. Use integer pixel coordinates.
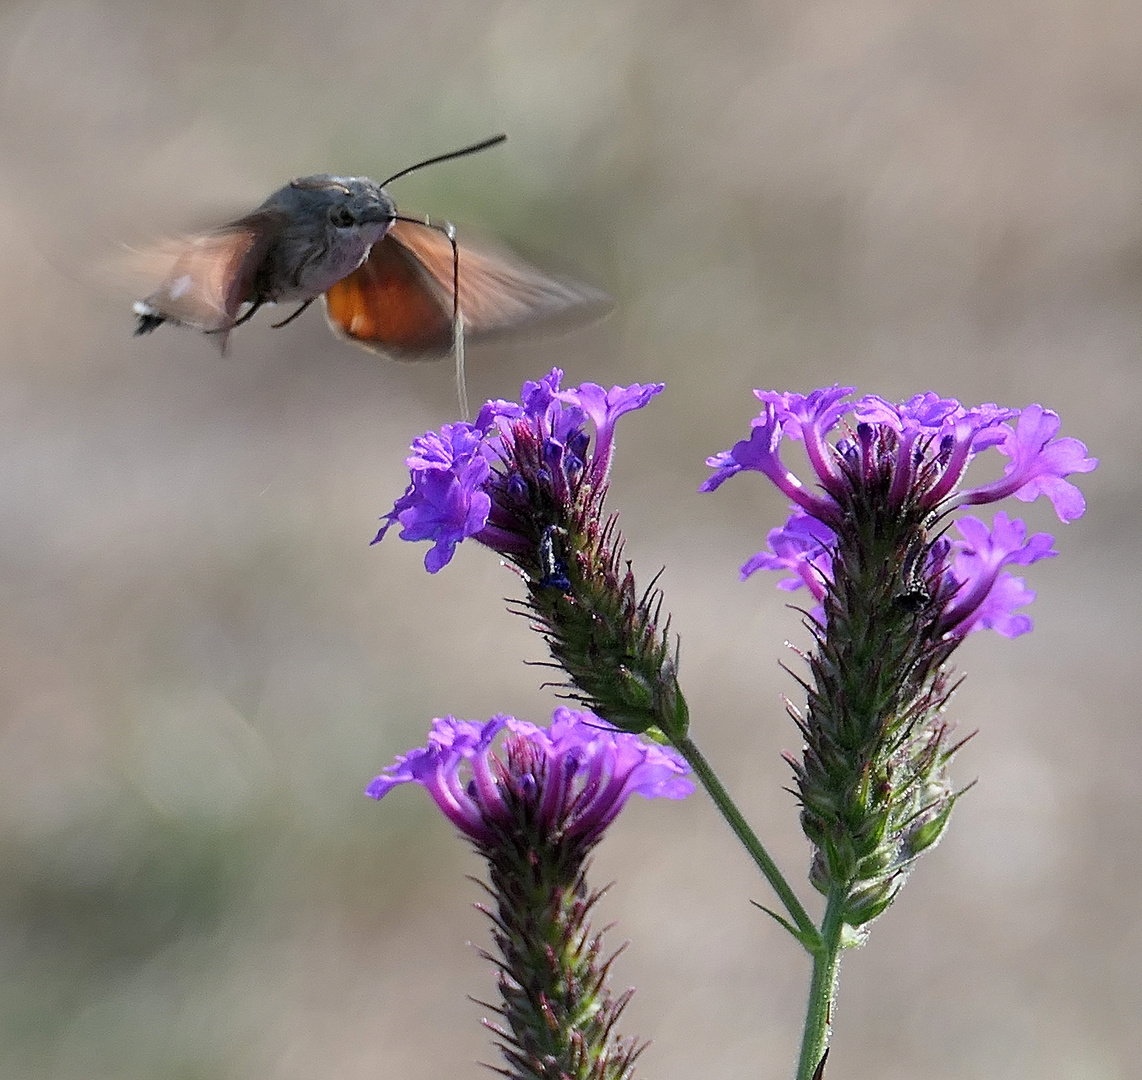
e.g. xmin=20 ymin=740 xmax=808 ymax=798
xmin=369 ymin=709 xmax=693 ymax=1080
xmin=378 ymin=371 xmax=685 ymax=738
xmin=705 ymin=387 xmax=1096 ymax=932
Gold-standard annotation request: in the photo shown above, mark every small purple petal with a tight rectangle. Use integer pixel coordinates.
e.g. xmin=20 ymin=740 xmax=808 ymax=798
xmin=473 ymin=398 xmax=524 ymax=431
xmin=755 ymin=386 xmax=853 ymax=499
xmin=937 ymin=512 xmax=1057 ymax=638
xmin=559 ymin=381 xmax=665 ymax=486
xmin=742 ymin=510 xmax=836 ymax=603
xmin=395 ymin=462 xmax=494 ymax=573
xmin=962 ymin=573 xmax=1038 ymax=638
xmin=366 ymin=716 xmax=508 ymax=841
xmin=954 ymin=405 xmax=1098 ymax=522
xmin=755 ymin=386 xmax=854 ymax=441
xmin=701 ymin=405 xmax=837 ymax=521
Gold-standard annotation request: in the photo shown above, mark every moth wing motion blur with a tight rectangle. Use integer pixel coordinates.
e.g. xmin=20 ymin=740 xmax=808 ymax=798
xmin=129 ymin=134 xmax=612 ymax=366
xmin=322 ymin=219 xmax=612 ymax=359
xmin=131 ymin=211 xmax=285 ymax=347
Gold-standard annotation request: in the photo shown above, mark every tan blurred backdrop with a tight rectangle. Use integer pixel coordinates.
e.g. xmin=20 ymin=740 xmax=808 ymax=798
xmin=0 ymin=1 xmax=1136 ymax=1077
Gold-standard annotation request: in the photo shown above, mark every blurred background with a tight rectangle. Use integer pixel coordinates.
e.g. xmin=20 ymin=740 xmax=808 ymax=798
xmin=0 ymin=0 xmax=1136 ymax=1077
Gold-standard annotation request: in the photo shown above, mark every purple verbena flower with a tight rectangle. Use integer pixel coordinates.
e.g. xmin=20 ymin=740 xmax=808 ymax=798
xmin=377 ymin=370 xmax=683 ymax=740
xmin=367 ymin=707 xmax=693 ymax=846
xmin=377 ymin=369 xmax=663 ymax=574
xmin=371 ymin=708 xmax=681 ymax=1079
xmin=935 ymin=511 xmax=1057 ymax=638
xmin=704 ymin=386 xmax=1094 ymax=529
xmin=948 ymin=404 xmax=1096 ymax=522
xmin=705 ymin=386 xmax=1095 ymax=641
xmin=755 ymin=507 xmax=1056 ymax=640
xmin=377 ymin=422 xmax=495 ymax=573
xmin=707 ymin=385 xmax=1095 ymax=931
xmin=741 ymin=510 xmax=835 ymax=624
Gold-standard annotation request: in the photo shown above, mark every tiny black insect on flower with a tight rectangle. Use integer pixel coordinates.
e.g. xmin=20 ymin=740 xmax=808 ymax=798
xmin=538 ymin=525 xmax=573 ymax=592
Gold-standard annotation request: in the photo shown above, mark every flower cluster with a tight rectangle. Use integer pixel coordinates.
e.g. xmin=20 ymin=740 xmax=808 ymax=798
xmin=704 ymin=387 xmax=1096 ymax=930
xmin=371 ymin=374 xmax=1096 ymax=1080
xmin=704 ymin=388 xmax=1095 ymax=638
xmin=368 ymin=708 xmax=694 ymax=845
xmin=377 ymin=368 xmax=662 ymax=574
xmin=377 ymin=370 xmax=685 ymax=739
xmin=370 ymin=709 xmax=692 ymax=1080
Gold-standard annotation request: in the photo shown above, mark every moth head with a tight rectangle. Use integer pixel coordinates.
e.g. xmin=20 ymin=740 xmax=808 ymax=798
xmin=273 ymin=174 xmax=398 ymax=244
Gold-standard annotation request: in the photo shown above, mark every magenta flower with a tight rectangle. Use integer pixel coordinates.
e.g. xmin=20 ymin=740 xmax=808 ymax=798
xmin=704 ymin=387 xmax=1096 ymax=640
xmin=751 ymin=508 xmax=1056 ymax=639
xmin=705 ymin=385 xmax=1096 ymax=934
xmin=376 ymin=369 xmax=663 ymax=573
xmin=704 ymin=387 xmax=1094 ymax=529
xmin=379 ymin=423 xmax=495 ymax=573
xmin=371 ymin=708 xmax=686 ymax=1078
xmin=368 ymin=707 xmax=693 ymax=846
xmin=949 ymin=404 xmax=1095 ymax=521
xmin=935 ymin=512 xmax=1057 ymax=638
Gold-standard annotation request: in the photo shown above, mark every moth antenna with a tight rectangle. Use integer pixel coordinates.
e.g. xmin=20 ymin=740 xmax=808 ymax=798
xmin=378 ymin=134 xmax=506 ymax=189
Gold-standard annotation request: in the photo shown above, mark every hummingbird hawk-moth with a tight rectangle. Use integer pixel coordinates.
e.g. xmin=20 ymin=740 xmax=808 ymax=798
xmin=132 ymin=134 xmax=608 ymax=358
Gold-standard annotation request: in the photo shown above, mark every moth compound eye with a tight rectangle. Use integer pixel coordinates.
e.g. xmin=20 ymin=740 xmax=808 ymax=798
xmin=329 ymin=205 xmax=357 ymax=228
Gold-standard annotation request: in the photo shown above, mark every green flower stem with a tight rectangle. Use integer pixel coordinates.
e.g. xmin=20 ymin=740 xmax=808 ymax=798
xmin=795 ymin=888 xmax=845 ymax=1080
xmin=675 ymin=736 xmax=819 ymax=948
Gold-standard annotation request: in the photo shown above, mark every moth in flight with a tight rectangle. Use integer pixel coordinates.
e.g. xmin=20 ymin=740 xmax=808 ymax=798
xmin=133 ymin=135 xmax=608 ymax=395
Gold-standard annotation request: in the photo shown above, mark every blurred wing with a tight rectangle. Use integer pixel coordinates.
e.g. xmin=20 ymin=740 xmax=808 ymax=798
xmin=322 ymin=226 xmax=454 ymax=354
xmin=322 ymin=219 xmax=610 ymax=358
xmin=133 ymin=212 xmax=280 ymax=332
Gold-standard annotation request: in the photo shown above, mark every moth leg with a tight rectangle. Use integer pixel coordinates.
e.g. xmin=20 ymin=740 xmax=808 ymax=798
xmin=270 ymin=297 xmax=316 ymax=329
xmin=228 ymin=299 xmax=265 ymax=329
xmin=201 ymin=299 xmax=263 ymax=338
